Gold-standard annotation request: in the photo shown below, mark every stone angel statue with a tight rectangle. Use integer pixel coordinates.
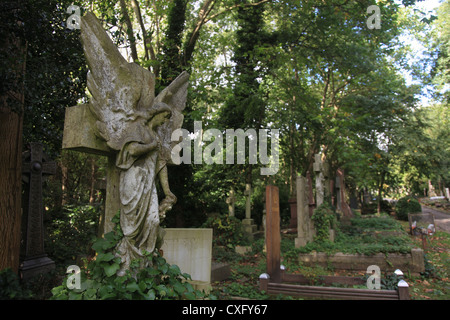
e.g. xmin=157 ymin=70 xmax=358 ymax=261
xmin=80 ymin=12 xmax=189 ymax=273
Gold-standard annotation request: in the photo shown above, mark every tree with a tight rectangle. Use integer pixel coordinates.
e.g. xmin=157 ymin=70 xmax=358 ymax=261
xmin=0 ymin=0 xmax=26 ymax=273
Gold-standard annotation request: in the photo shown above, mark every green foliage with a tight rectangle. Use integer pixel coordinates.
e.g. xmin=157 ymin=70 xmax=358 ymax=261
xmin=51 ymin=214 xmax=210 ymax=300
xmin=395 ymin=196 xmax=422 ymax=221
xmin=311 ymin=202 xmax=338 ymax=243
xmin=46 ymin=204 xmax=101 ymax=265
xmin=292 ymin=216 xmax=414 ymax=257
xmin=0 ymin=269 xmax=32 ymax=300
xmin=202 ymin=214 xmax=248 ymax=248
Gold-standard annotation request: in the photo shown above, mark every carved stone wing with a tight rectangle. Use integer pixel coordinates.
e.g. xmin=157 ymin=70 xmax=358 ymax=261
xmin=80 ymin=12 xmax=156 ymax=151
xmin=154 ymin=71 xmax=190 ymax=165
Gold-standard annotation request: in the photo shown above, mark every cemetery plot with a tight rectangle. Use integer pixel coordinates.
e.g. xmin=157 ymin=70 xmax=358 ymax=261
xmin=259 ymin=185 xmax=415 ymax=300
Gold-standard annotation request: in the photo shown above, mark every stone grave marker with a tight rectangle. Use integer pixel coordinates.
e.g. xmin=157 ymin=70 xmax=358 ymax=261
xmin=242 ymin=183 xmax=257 ymax=240
xmin=335 ymin=168 xmax=353 ymax=218
xmin=20 ymin=142 xmax=56 ymax=279
xmin=313 ymin=154 xmax=325 ymax=206
xmin=295 ymin=175 xmax=315 ymax=247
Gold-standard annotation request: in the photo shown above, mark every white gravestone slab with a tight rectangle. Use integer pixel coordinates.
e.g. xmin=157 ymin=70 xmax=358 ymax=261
xmin=161 ymin=228 xmax=213 ymax=289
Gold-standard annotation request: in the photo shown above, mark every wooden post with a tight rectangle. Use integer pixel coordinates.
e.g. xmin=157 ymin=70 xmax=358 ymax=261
xmin=259 ymin=273 xmax=270 ymax=292
xmin=266 ymin=185 xmax=281 ymax=283
xmin=397 ymin=280 xmax=410 ymax=300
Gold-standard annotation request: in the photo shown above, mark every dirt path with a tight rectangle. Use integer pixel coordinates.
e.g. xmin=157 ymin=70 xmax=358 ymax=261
xmin=421 ymin=205 xmax=450 ymax=233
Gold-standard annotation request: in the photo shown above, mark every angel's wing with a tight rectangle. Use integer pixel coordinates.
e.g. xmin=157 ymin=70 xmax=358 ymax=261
xmin=80 ymin=12 xmax=156 ymax=151
xmin=155 ymin=71 xmax=190 ymax=165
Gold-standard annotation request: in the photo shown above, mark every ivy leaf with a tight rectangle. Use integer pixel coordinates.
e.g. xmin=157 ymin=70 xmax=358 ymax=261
xmin=96 ymin=252 xmax=115 ymax=262
xmin=103 ymin=263 xmax=120 ymax=277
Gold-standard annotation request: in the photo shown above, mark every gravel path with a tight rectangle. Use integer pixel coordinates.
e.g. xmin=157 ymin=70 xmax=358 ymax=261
xmin=421 ymin=205 xmax=450 ymax=233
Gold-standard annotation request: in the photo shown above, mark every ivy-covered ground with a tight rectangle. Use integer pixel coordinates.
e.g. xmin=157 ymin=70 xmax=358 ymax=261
xmin=210 ymin=216 xmax=450 ymax=300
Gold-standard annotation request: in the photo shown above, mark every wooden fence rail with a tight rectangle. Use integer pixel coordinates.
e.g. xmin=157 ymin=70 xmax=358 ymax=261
xmin=260 ymin=275 xmax=410 ymax=300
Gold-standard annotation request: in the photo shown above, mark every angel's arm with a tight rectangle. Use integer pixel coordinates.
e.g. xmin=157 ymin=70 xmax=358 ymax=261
xmin=157 ymin=163 xmax=177 ymax=218
xmin=127 ymin=140 xmax=159 ymax=157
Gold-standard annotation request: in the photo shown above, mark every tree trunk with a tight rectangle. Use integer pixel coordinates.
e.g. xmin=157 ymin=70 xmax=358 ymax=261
xmin=0 ymin=4 xmax=26 ymax=272
xmin=377 ymin=171 xmax=386 ymax=214
xmin=0 ymin=109 xmax=24 ymax=273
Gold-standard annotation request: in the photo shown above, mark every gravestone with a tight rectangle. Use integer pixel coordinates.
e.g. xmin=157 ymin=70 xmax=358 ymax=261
xmin=428 ymin=180 xmax=437 ymax=198
xmin=335 ymin=168 xmax=353 ymax=218
xmin=265 ymin=185 xmax=281 ymax=283
xmin=161 ymin=228 xmax=212 ymax=292
xmin=295 ymin=175 xmax=315 ymax=247
xmin=63 ymin=12 xmax=189 ymax=274
xmin=313 ymin=154 xmax=325 ymax=206
xmin=242 ymin=183 xmax=257 ymax=240
xmin=288 ymin=197 xmax=297 ymax=228
xmin=20 ymin=142 xmax=56 ymax=279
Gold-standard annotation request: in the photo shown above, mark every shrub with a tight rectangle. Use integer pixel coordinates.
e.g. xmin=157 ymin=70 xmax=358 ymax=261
xmin=0 ymin=268 xmax=32 ymax=300
xmin=51 ymin=214 xmax=210 ymax=300
xmin=311 ymin=202 xmax=338 ymax=243
xmin=202 ymin=214 xmax=248 ymax=247
xmin=395 ymin=196 xmax=422 ymax=221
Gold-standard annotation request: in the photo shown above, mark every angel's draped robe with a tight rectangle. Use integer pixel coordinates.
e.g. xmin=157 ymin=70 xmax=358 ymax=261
xmin=114 ymin=134 xmax=161 ymax=273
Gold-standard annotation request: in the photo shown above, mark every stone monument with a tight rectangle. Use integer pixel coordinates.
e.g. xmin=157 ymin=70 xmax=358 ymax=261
xmin=335 ymin=168 xmax=353 ymax=218
xmin=242 ymin=183 xmax=257 ymax=240
xmin=295 ymin=175 xmax=315 ymax=247
xmin=62 ymin=12 xmax=189 ymax=274
xmin=20 ymin=142 xmax=56 ymax=279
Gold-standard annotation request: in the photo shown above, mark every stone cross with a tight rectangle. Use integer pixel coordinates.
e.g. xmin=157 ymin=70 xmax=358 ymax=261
xmin=62 ymin=104 xmax=119 ymax=234
xmin=20 ymin=142 xmax=56 ymax=279
xmin=313 ymin=153 xmax=325 ymax=206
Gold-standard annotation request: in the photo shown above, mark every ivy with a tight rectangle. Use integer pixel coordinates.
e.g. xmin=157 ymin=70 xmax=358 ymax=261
xmin=311 ymin=202 xmax=337 ymax=243
xmin=51 ymin=213 xmax=212 ymax=300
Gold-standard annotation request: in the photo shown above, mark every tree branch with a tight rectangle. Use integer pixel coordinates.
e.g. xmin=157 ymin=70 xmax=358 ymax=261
xmin=119 ymin=0 xmax=138 ymax=62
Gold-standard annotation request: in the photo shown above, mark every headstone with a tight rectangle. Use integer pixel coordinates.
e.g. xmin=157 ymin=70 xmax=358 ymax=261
xmin=62 ymin=12 xmax=189 ymax=274
xmin=335 ymin=168 xmax=353 ymax=218
xmin=265 ymin=185 xmax=281 ymax=283
xmin=313 ymin=153 xmax=325 ymax=206
xmin=295 ymin=175 xmax=315 ymax=247
xmin=428 ymin=180 xmax=437 ymax=198
xmin=160 ymin=228 xmax=212 ymax=292
xmin=242 ymin=183 xmax=257 ymax=239
xmin=226 ymin=187 xmax=236 ymax=217
xmin=306 ymin=171 xmax=315 ymax=217
xmin=20 ymin=142 xmax=56 ymax=280
xmin=288 ymin=197 xmax=297 ymax=228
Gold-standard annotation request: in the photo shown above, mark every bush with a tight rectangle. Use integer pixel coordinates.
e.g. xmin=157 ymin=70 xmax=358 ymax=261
xmin=51 ymin=214 xmax=210 ymax=300
xmin=202 ymin=214 xmax=248 ymax=247
xmin=311 ymin=202 xmax=338 ymax=243
xmin=0 ymin=268 xmax=32 ymax=300
xmin=395 ymin=196 xmax=422 ymax=221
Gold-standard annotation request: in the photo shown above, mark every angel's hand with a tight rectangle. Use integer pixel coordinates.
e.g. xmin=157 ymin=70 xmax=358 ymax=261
xmin=158 ymin=193 xmax=177 ymax=220
xmin=129 ymin=140 xmax=159 ymax=156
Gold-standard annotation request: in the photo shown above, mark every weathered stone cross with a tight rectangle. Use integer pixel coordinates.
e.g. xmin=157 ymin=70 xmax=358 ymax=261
xmin=62 ymin=104 xmax=119 ymax=234
xmin=20 ymin=142 xmax=56 ymax=279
